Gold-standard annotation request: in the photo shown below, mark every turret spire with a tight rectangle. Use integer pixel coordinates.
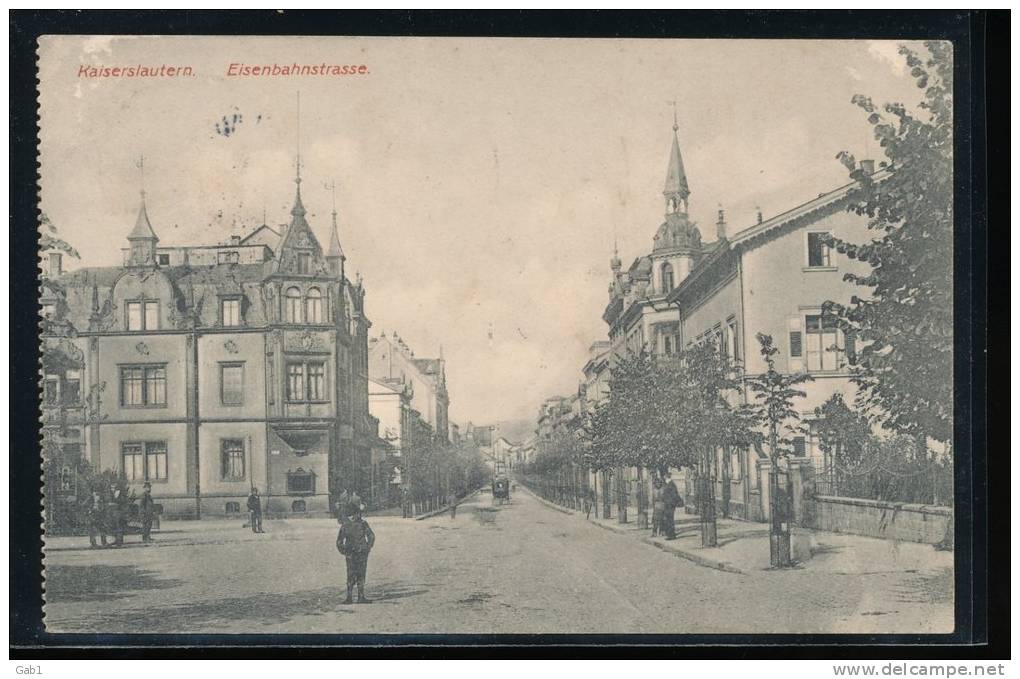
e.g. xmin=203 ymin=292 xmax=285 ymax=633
xmin=663 ymin=103 xmax=690 ymax=215
xmin=127 ymin=154 xmax=159 ymax=266
xmin=326 ymin=179 xmax=346 ymax=277
xmin=291 ymin=91 xmax=306 ymax=218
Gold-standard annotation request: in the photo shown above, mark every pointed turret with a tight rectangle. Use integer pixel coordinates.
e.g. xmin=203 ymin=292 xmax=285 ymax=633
xmin=663 ymin=114 xmax=690 ymax=215
xmin=126 ymin=198 xmax=159 ymax=266
xmin=326 ymin=182 xmax=346 ymax=278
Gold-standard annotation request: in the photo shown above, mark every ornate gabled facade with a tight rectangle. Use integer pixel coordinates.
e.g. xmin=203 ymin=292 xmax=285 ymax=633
xmin=40 ymin=162 xmax=374 ymax=519
xmin=603 ymin=120 xmax=722 ymax=364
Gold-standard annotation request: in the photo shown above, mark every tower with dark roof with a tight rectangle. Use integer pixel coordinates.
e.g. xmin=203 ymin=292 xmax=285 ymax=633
xmin=326 ymin=182 xmax=346 ymax=279
xmin=663 ymin=111 xmax=691 ymax=216
xmin=126 ymin=197 xmax=159 ymax=266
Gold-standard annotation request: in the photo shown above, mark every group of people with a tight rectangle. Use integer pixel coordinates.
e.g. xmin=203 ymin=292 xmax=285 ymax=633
xmin=85 ymin=481 xmax=156 ymax=548
xmin=651 ymin=476 xmax=683 ymax=539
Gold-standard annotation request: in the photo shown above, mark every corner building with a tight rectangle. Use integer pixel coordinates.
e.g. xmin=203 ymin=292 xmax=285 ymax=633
xmin=41 ymin=169 xmax=374 ymax=518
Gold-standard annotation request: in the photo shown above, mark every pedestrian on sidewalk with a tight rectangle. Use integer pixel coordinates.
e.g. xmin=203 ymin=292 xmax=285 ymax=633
xmin=651 ymin=477 xmax=664 ymax=537
xmin=661 ymin=476 xmax=680 ymax=540
xmin=247 ymin=487 xmax=264 ymax=534
xmin=140 ymin=482 xmax=155 ymax=543
xmin=110 ymin=485 xmax=128 ymax=547
xmin=336 ymin=506 xmax=375 ymax=604
xmin=400 ymin=486 xmax=411 ymax=519
xmin=86 ymin=488 xmax=107 ymax=548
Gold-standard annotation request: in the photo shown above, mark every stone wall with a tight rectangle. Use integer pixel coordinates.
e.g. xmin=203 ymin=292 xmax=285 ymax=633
xmin=805 ymin=494 xmax=952 ymax=544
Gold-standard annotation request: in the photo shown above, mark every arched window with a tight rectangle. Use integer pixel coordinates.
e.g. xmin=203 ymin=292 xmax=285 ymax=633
xmin=305 ymin=287 xmax=323 ymax=324
xmin=661 ymin=262 xmax=675 ymax=292
xmin=284 ymin=287 xmax=302 ymax=323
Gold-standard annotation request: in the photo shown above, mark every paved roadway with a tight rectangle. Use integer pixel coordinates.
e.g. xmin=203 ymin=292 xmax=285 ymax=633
xmin=43 ymin=487 xmax=952 ymax=634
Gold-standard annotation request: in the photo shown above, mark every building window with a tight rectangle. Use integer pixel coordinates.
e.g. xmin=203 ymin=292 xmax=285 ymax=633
xmin=44 ymin=377 xmax=59 ymax=405
xmin=146 ymin=442 xmax=168 ymax=480
xmin=661 ymin=262 xmax=675 ymax=293
xmin=217 ymin=251 xmax=239 ymax=265
xmin=126 ymin=300 xmax=159 ymax=331
xmin=225 ymin=501 xmax=241 ymax=514
xmin=805 ymin=314 xmax=847 ymax=372
xmin=41 ymin=303 xmax=56 ymax=319
xmin=291 ymin=499 xmax=307 ymax=513
xmin=220 ymin=363 xmax=244 ymax=406
xmin=284 ymin=287 xmax=302 ymax=323
xmin=157 ymin=253 xmax=171 ymax=266
xmin=792 ymin=436 xmax=807 ymax=457
xmin=121 ymin=441 xmax=166 ymax=482
xmin=286 ymin=469 xmax=316 ymax=495
xmin=63 ymin=372 xmax=81 ymax=405
xmin=221 ymin=298 xmax=241 ymax=326
xmin=305 ymin=288 xmax=323 ymax=323
xmin=297 ymin=252 xmax=311 ymax=274
xmin=120 ymin=365 xmax=167 ymax=407
xmin=122 ymin=443 xmax=144 ymax=481
xmin=221 ymin=439 xmax=246 ymax=480
xmin=286 ymin=361 xmax=327 ymax=402
xmin=726 ymin=317 xmax=739 ymax=362
xmin=807 ymin=232 xmax=832 ymax=268
xmin=307 ymin=362 xmax=325 ymax=400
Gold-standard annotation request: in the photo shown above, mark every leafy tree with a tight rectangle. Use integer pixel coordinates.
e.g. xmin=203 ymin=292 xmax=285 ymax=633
xmin=824 ymin=41 xmax=953 ymax=445
xmin=747 ymin=333 xmax=813 ymax=567
xmin=813 ymin=393 xmax=873 ymax=469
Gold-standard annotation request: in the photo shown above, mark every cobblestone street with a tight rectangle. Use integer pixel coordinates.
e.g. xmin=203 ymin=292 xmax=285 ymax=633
xmin=43 ymin=489 xmax=953 ymax=635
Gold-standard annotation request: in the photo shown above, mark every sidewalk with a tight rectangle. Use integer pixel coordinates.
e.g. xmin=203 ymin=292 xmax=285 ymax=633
xmin=523 ymin=486 xmax=952 ymax=576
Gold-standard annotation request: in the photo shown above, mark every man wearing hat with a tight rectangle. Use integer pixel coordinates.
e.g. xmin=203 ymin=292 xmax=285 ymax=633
xmin=140 ymin=481 xmax=156 ymax=543
xmin=336 ymin=506 xmax=375 ymax=604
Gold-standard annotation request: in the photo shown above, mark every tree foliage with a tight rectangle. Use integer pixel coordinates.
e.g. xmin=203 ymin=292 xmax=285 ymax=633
xmin=747 ymin=333 xmax=813 ymax=460
xmin=824 ymin=41 xmax=953 ymax=444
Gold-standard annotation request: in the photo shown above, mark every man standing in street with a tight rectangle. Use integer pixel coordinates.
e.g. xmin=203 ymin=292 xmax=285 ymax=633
xmin=140 ymin=481 xmax=155 ymax=543
xmin=651 ymin=477 xmax=664 ymax=537
xmin=336 ymin=506 xmax=375 ymax=604
xmin=401 ymin=486 xmax=411 ymax=519
xmin=661 ymin=476 xmax=680 ymax=540
xmin=247 ymin=487 xmax=264 ymax=534
xmin=447 ymin=491 xmax=458 ymax=520
xmin=110 ymin=484 xmax=128 ymax=547
xmin=86 ymin=488 xmax=107 ymax=548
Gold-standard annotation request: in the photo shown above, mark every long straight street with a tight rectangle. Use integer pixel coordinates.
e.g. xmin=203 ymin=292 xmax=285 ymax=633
xmin=43 ymin=487 xmax=952 ymax=635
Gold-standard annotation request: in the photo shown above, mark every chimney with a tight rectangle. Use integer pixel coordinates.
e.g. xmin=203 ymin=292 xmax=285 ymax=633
xmin=755 ymin=206 xmax=764 ymax=225
xmin=859 ymin=159 xmax=875 ymax=175
xmin=715 ymin=206 xmax=727 ymax=241
xmin=48 ymin=252 xmax=63 ymax=277
xmin=229 ymin=235 xmax=241 ymax=245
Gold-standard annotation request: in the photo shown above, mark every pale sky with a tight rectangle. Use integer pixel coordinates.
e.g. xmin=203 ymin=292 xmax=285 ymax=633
xmin=38 ymin=36 xmax=927 ymax=427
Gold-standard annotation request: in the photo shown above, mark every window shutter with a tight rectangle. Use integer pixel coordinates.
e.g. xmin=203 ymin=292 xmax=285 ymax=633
xmin=787 ymin=317 xmax=804 ymax=373
xmin=845 ymin=330 xmax=857 ymax=363
xmin=789 ymin=331 xmax=803 ymax=358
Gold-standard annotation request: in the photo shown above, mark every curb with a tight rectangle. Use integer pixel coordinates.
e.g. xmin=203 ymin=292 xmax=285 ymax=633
xmin=413 ymin=487 xmax=483 ymax=521
xmin=521 ymin=484 xmax=746 ymax=575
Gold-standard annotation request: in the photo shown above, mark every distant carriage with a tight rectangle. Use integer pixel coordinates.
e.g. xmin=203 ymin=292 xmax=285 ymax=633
xmin=492 ymin=476 xmax=510 ymax=505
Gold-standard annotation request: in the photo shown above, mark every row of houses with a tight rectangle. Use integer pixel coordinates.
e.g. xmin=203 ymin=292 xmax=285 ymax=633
xmin=532 ymin=117 xmax=879 ymax=523
xmin=40 ymin=156 xmax=458 ymax=525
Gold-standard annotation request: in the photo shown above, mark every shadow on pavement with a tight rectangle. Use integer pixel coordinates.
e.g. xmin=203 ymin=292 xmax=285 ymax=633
xmin=45 ymin=564 xmax=184 ymax=603
xmin=46 ymin=580 xmax=430 ymax=632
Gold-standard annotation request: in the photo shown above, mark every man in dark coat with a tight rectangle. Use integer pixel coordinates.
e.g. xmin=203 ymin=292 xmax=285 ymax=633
xmin=337 ymin=507 xmax=376 ymax=604
xmin=661 ymin=476 xmax=681 ymax=540
xmin=86 ymin=489 xmax=107 ymax=548
xmin=110 ymin=485 xmax=128 ymax=547
xmin=247 ymin=487 xmax=264 ymax=534
xmin=140 ymin=482 xmax=155 ymax=543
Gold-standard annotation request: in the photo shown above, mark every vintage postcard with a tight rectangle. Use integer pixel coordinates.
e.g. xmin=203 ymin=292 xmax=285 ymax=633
xmin=37 ymin=35 xmax=956 ymax=636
